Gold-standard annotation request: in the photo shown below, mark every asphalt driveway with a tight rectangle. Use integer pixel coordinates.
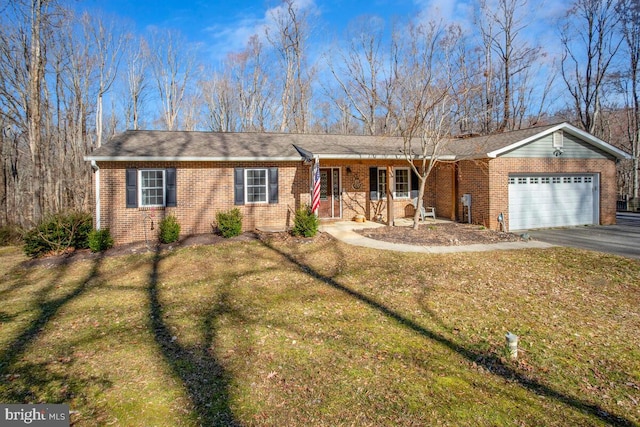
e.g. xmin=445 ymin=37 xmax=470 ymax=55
xmin=527 ymin=213 xmax=640 ymax=260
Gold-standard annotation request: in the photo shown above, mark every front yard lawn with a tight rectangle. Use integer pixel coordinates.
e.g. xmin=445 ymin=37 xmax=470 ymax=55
xmin=0 ymin=236 xmax=639 ymax=426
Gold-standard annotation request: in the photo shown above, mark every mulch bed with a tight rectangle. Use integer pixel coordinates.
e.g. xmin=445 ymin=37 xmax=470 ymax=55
xmin=20 ymin=222 xmax=522 ymax=268
xmin=20 ymin=232 xmax=260 ymax=268
xmin=19 ymin=231 xmax=337 ymax=268
xmin=355 ymin=222 xmax=524 ymax=246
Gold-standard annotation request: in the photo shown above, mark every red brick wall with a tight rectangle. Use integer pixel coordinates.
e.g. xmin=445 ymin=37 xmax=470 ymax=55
xmin=96 ymin=161 xmax=309 ymax=245
xmin=93 ymin=156 xmax=618 ymax=244
xmin=456 ymin=160 xmax=491 ymax=226
xmin=454 ymin=158 xmax=617 ymax=231
xmin=94 ymin=159 xmax=440 ymax=245
xmin=433 ymin=163 xmax=455 ymax=220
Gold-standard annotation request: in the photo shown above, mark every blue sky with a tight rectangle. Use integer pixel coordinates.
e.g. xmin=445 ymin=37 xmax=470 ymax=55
xmin=82 ymin=0 xmax=417 ymax=57
xmin=73 ymin=0 xmax=571 ymax=121
xmin=79 ymin=0 xmax=568 ymax=64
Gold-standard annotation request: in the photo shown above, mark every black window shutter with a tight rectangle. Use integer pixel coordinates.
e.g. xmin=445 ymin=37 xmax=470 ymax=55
xmin=410 ymin=169 xmax=419 ymax=199
xmin=234 ymin=168 xmax=245 ymax=205
xmin=369 ymin=167 xmax=378 ymax=200
xmin=268 ymin=167 xmax=278 ymax=204
xmin=166 ymin=168 xmax=177 ymax=207
xmin=126 ymin=168 xmax=138 ymax=208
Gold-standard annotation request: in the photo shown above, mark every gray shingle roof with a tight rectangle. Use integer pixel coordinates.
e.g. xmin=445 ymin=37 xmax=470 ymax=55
xmin=446 ymin=123 xmax=559 ymax=157
xmin=84 ymin=122 xmax=630 ymax=162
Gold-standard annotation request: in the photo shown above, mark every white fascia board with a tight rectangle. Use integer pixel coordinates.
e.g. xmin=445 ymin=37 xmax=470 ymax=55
xmin=85 ymin=154 xmax=458 ymax=162
xmin=316 ymin=154 xmax=456 ymax=160
xmin=84 ymin=156 xmax=304 ymax=162
xmin=486 ymin=122 xmax=632 ymax=159
xmin=560 ymin=123 xmax=632 ymax=159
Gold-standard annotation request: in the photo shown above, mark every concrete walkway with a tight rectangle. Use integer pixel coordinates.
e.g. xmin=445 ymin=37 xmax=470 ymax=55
xmin=319 ymin=220 xmax=555 ymax=254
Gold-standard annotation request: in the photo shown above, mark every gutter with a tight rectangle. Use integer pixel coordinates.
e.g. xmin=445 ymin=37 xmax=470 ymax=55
xmin=91 ymin=160 xmax=100 ymax=230
xmin=83 ymin=154 xmax=458 ymax=162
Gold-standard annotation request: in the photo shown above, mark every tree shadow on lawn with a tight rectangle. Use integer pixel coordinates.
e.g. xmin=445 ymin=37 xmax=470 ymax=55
xmin=0 ymin=254 xmax=112 ymax=408
xmin=258 ymin=236 xmax=635 ymax=427
xmin=147 ymin=248 xmax=241 ymax=426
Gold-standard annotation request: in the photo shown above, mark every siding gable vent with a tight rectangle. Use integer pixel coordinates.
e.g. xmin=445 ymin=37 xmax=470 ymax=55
xmin=552 ymin=130 xmax=564 ymax=148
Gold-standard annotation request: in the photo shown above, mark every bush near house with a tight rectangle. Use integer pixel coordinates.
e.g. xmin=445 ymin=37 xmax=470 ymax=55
xmin=159 ymin=215 xmax=181 ymax=244
xmin=216 ymin=208 xmax=243 ymax=238
xmin=23 ymin=211 xmax=92 ymax=258
xmin=291 ymin=205 xmax=319 ymax=237
xmin=88 ymin=228 xmax=114 ymax=252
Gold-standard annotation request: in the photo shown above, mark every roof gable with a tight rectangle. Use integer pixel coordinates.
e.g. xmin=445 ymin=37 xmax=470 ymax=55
xmin=483 ymin=123 xmax=630 ymax=160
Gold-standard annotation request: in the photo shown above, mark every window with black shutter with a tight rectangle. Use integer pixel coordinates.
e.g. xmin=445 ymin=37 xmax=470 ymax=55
xmin=235 ymin=167 xmax=279 ymax=205
xmin=125 ymin=168 xmax=177 ymax=208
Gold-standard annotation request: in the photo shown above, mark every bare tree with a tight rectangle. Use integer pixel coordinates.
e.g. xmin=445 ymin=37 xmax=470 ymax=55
xmin=149 ymin=29 xmax=195 ymax=130
xmin=232 ymin=36 xmax=272 ymax=132
xmin=0 ymin=0 xmax=57 ymax=224
xmin=182 ymin=91 xmax=202 ymax=132
xmin=476 ymin=0 xmax=544 ymax=132
xmin=82 ymin=12 xmax=128 ymax=147
xmin=123 ymin=36 xmax=149 ymax=130
xmin=201 ymin=70 xmax=236 ymax=132
xmin=389 ymin=21 xmax=464 ymax=229
xmin=0 ymin=1 xmax=98 ymax=226
xmin=616 ymin=0 xmax=640 ymax=206
xmin=560 ymin=0 xmax=623 ymax=138
xmin=50 ymin=9 xmax=96 ymax=214
xmin=326 ymin=16 xmax=397 ymax=135
xmin=265 ymin=0 xmax=314 ymax=133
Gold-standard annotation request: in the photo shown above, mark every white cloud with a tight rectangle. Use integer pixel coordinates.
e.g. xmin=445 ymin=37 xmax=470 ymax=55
xmin=202 ymin=0 xmax=319 ymax=62
xmin=413 ymin=0 xmax=474 ymax=31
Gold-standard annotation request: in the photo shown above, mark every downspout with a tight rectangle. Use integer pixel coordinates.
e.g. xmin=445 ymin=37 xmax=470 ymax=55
xmin=91 ymin=160 xmax=100 ymax=230
xmin=451 ymin=163 xmax=458 ymax=221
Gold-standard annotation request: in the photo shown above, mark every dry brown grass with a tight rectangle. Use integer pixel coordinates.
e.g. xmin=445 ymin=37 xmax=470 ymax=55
xmin=0 ymin=237 xmax=639 ymax=426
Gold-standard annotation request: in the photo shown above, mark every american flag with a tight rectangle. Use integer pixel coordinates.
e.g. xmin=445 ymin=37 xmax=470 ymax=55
xmin=311 ymin=157 xmax=321 ymax=214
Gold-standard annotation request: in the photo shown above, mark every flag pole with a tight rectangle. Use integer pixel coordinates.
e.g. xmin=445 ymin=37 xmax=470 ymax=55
xmin=311 ymin=156 xmax=321 ymax=216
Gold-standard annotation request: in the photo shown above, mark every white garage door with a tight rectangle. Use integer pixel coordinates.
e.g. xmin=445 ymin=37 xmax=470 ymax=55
xmin=508 ymin=174 xmax=599 ymax=230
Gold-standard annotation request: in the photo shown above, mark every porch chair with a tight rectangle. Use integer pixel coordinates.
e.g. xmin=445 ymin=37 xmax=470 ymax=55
xmin=412 ymin=197 xmax=436 ymax=221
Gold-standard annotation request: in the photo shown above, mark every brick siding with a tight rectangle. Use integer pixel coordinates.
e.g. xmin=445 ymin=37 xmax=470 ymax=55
xmin=93 ymin=156 xmax=618 ymax=245
xmin=455 ymin=158 xmax=617 ymax=231
xmin=95 ymin=159 xmax=444 ymax=245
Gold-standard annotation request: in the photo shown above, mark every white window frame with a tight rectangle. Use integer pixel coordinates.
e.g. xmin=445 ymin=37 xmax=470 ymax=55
xmin=139 ymin=169 xmax=166 ymax=207
xmin=245 ymin=168 xmax=268 ymax=204
xmin=377 ymin=168 xmax=387 ymax=199
xmin=394 ymin=167 xmax=410 ymax=199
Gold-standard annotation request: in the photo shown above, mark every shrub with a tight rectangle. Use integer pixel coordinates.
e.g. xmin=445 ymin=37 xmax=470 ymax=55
xmin=159 ymin=215 xmax=181 ymax=244
xmin=216 ymin=208 xmax=243 ymax=238
xmin=23 ymin=211 xmax=93 ymax=258
xmin=291 ymin=205 xmax=319 ymax=238
xmin=88 ymin=228 xmax=114 ymax=252
xmin=69 ymin=212 xmax=93 ymax=249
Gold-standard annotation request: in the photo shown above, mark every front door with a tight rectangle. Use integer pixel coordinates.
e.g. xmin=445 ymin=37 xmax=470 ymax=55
xmin=318 ymin=168 xmax=341 ymax=219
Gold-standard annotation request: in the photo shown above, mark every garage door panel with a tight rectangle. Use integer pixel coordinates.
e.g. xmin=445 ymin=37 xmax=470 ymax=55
xmin=508 ymin=175 xmax=597 ymax=230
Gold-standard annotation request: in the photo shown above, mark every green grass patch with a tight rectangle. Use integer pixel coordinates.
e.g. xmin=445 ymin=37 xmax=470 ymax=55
xmin=0 ymin=241 xmax=638 ymax=426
